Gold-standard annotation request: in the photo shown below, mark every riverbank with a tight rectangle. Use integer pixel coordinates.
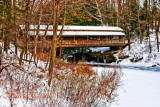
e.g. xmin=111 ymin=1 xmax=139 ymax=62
xmin=115 ymin=31 xmax=160 ymax=67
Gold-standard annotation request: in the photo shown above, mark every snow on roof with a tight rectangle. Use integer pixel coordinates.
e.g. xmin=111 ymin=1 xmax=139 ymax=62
xmin=28 ymin=31 xmax=125 ymax=36
xmin=19 ymin=25 xmax=124 ymax=31
xmin=19 ymin=25 xmax=125 ymax=36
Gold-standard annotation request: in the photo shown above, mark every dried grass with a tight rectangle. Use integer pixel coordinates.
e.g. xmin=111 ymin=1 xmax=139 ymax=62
xmin=0 ymin=54 xmax=122 ymax=107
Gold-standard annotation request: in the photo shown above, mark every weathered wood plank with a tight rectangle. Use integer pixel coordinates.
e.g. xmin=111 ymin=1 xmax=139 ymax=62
xmin=26 ymin=39 xmax=128 ymax=48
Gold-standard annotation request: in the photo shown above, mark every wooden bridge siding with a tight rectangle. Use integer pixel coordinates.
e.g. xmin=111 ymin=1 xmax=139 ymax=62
xmin=56 ymin=40 xmax=126 ymax=47
xmin=16 ymin=36 xmax=127 ymax=48
xmin=57 ymin=40 xmax=125 ymax=44
xmin=26 ymin=39 xmax=127 ymax=48
xmin=29 ymin=34 xmax=125 ymax=44
xmin=28 ymin=40 xmax=125 ymax=44
xmin=56 ymin=44 xmax=126 ymax=47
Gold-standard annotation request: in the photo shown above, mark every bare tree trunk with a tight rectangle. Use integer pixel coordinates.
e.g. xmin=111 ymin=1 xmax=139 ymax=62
xmin=19 ymin=32 xmax=25 ymax=65
xmin=34 ymin=0 xmax=43 ymax=55
xmin=58 ymin=0 xmax=67 ymax=59
xmin=48 ymin=0 xmax=61 ymax=86
xmin=0 ymin=24 xmax=2 ymax=70
xmin=147 ymin=0 xmax=152 ymax=53
xmin=13 ymin=0 xmax=18 ymax=55
xmin=19 ymin=49 xmax=24 ymax=65
xmin=95 ymin=0 xmax=104 ymax=25
xmin=4 ymin=32 xmax=9 ymax=54
xmin=117 ymin=0 xmax=122 ymax=26
xmin=148 ymin=24 xmax=152 ymax=53
xmin=0 ymin=46 xmax=2 ymax=67
xmin=158 ymin=20 xmax=160 ymax=32
xmin=138 ymin=0 xmax=143 ymax=44
xmin=19 ymin=0 xmax=30 ymax=65
xmin=3 ymin=1 xmax=11 ymax=54
xmin=155 ymin=20 xmax=159 ymax=52
xmin=2 ymin=11 xmax=5 ymax=40
xmin=128 ymin=0 xmax=131 ymax=50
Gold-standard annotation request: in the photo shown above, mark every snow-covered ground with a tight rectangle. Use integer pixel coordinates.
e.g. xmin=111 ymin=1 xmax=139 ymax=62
xmin=111 ymin=31 xmax=160 ymax=107
xmin=116 ymin=31 xmax=160 ymax=67
xmin=0 ymin=43 xmax=119 ymax=107
xmin=111 ymin=68 xmax=160 ymax=107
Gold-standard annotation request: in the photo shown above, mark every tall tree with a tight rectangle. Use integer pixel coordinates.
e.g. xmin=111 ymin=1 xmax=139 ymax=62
xmin=34 ymin=0 xmax=43 ymax=55
xmin=48 ymin=0 xmax=61 ymax=86
xmin=3 ymin=0 xmax=12 ymax=53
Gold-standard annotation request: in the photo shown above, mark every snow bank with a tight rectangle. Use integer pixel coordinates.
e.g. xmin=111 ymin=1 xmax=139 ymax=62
xmin=115 ymin=32 xmax=160 ymax=67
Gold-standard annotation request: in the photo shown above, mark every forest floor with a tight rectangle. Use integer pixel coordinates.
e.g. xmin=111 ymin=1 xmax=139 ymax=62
xmin=0 ymin=43 xmax=121 ymax=107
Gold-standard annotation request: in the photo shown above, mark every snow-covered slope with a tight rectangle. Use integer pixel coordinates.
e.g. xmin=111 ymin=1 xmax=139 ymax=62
xmin=116 ymin=31 xmax=160 ymax=67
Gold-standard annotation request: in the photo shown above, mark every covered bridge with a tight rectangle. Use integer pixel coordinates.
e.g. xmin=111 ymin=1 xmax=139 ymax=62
xmin=19 ymin=25 xmax=127 ymax=47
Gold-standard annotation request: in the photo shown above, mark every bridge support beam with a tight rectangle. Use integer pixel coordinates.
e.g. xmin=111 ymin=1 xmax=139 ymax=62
xmin=118 ymin=46 xmax=123 ymax=50
xmin=59 ymin=47 xmax=62 ymax=59
xmin=110 ymin=46 xmax=124 ymax=50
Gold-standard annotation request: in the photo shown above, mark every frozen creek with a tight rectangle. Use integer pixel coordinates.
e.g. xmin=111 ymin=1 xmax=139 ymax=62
xmin=111 ymin=66 xmax=160 ymax=107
